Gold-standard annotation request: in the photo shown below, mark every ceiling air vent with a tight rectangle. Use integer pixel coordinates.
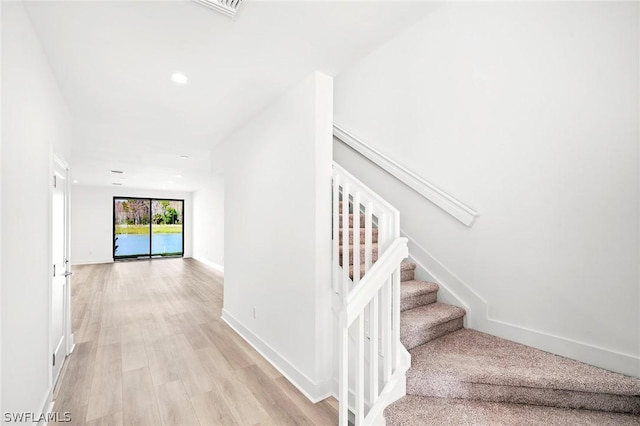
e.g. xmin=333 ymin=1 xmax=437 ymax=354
xmin=192 ymin=0 xmax=244 ymax=17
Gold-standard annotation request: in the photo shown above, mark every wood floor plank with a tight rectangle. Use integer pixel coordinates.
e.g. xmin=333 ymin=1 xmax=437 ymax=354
xmin=122 ymin=367 xmax=162 ymax=426
xmin=86 ymin=342 xmax=123 ymax=421
xmin=199 ymin=321 xmax=253 ymax=371
xmin=171 ymin=334 xmax=215 ymax=397
xmin=183 ymin=325 xmax=212 ymax=351
xmin=211 ymin=369 xmax=270 ymax=425
xmin=195 ymin=345 xmax=234 ymax=378
xmin=154 ymin=380 xmax=201 ymax=426
xmin=86 ymin=411 xmax=123 ymax=426
xmin=235 ymin=364 xmax=315 ymax=425
xmin=146 ymin=334 xmax=182 ymax=386
xmin=274 ymin=376 xmax=338 ymax=425
xmin=97 ymin=325 xmax=121 ymax=346
xmin=191 ymin=388 xmax=238 ymax=426
xmin=121 ymin=338 xmax=148 ymax=372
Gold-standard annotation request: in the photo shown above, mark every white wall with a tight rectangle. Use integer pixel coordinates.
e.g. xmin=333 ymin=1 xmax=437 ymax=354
xmin=192 ymin=175 xmax=224 ymax=271
xmin=334 ymin=2 xmax=639 ymax=376
xmin=1 ymin=1 xmax=73 ymax=416
xmin=71 ymin=186 xmax=193 ymax=264
xmin=219 ymin=72 xmax=334 ymax=400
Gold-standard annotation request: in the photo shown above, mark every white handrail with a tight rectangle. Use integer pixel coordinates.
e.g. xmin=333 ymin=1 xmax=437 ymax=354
xmin=334 ymin=124 xmax=478 ymax=227
xmin=332 ymin=162 xmax=408 ymax=426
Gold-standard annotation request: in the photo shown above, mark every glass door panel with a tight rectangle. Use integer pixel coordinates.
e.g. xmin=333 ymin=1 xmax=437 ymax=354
xmin=151 ymin=199 xmax=184 ymax=257
xmin=114 ymin=198 xmax=151 ymax=259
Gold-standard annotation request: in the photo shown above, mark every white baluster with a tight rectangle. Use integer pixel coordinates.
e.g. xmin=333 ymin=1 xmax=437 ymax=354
xmin=364 ymin=202 xmax=373 ymax=273
xmin=332 ymin=174 xmax=340 ymax=294
xmin=383 ymin=277 xmax=392 ymax=383
xmin=369 ymin=293 xmax=379 ymax=405
xmin=353 ymin=192 xmax=361 ymax=284
xmin=356 ymin=314 xmax=364 ymax=423
xmin=392 ymin=268 xmax=401 ymax=371
xmin=342 ymin=184 xmax=350 ymax=296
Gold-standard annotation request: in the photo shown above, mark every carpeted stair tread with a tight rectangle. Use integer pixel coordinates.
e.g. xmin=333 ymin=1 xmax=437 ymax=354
xmin=409 ymin=328 xmax=640 ymax=396
xmin=407 ymin=329 xmax=640 ymax=413
xmin=400 ymin=261 xmax=416 ymax=272
xmin=384 ymin=395 xmax=640 ymax=426
xmin=401 ymin=303 xmax=465 ymax=350
xmin=401 ymin=280 xmax=439 ymax=312
xmin=401 ymin=280 xmax=439 ymax=300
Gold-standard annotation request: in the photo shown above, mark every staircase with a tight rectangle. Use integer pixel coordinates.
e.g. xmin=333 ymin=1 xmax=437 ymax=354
xmin=383 ymin=260 xmax=640 ymax=424
xmin=333 ymin=162 xmax=640 ymax=425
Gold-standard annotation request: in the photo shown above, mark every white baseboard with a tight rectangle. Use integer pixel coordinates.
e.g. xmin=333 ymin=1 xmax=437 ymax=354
xmin=403 ymin=230 xmax=640 ymax=378
xmin=192 ymin=257 xmax=224 ymax=274
xmin=71 ymin=258 xmax=113 ymax=266
xmin=221 ymin=309 xmax=333 ymax=402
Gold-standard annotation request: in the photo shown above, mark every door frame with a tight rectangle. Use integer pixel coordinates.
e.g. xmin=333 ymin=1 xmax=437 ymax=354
xmin=50 ymin=154 xmax=73 ymax=392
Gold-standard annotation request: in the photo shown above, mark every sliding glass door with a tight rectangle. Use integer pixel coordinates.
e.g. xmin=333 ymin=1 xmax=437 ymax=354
xmin=113 ymin=197 xmax=184 ymax=260
xmin=151 ymin=199 xmax=184 ymax=256
xmin=114 ymin=198 xmax=151 ymax=259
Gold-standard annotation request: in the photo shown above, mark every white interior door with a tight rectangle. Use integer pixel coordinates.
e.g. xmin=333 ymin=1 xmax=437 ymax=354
xmin=52 ymin=160 xmax=69 ymax=387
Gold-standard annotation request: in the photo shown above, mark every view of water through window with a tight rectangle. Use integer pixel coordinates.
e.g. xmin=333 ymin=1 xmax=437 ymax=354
xmin=113 ymin=198 xmax=184 ymax=259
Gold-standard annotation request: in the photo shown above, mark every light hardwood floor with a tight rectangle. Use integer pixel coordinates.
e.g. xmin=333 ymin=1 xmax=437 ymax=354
xmin=52 ymin=259 xmax=338 ymax=425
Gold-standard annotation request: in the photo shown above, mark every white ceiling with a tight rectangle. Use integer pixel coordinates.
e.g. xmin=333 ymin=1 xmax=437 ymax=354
xmin=24 ymin=1 xmax=437 ymax=191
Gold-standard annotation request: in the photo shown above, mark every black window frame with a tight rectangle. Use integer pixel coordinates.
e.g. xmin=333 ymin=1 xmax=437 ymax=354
xmin=113 ymin=196 xmax=185 ymax=260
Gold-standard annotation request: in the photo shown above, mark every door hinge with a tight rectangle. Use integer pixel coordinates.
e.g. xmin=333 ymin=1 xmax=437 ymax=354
xmin=53 ymin=264 xmax=56 ymax=277
xmin=52 ymin=353 xmax=56 ymax=366
xmin=53 ymin=175 xmax=57 ymax=188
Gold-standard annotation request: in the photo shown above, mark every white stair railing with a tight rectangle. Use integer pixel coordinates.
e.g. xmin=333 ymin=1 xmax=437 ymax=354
xmin=332 ymin=162 xmax=409 ymax=426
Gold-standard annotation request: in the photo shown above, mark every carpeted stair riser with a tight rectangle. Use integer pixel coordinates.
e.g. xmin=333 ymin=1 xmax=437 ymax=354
xmin=384 ymin=395 xmax=640 ymax=426
xmin=400 ymin=303 xmax=466 ymax=350
xmin=338 ymin=228 xmax=378 ymax=245
xmin=400 ymin=269 xmax=414 ymax=282
xmin=405 ymin=374 xmax=640 ymax=415
xmin=338 ymin=243 xmax=379 ymax=266
xmin=402 ymin=316 xmax=464 ymax=351
xmin=400 ymin=281 xmax=439 ymax=312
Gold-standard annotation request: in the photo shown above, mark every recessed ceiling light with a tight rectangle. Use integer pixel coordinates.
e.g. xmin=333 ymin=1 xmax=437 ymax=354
xmin=175 ymin=174 xmax=183 ymax=178
xmin=171 ymin=72 xmax=188 ymax=85
xmin=73 ymin=180 xmax=79 ymax=183
xmin=180 ymin=155 xmax=189 ymax=159
xmin=111 ymin=170 xmax=125 ymax=174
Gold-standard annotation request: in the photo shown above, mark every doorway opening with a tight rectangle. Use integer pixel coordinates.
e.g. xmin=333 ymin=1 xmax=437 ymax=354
xmin=113 ymin=197 xmax=184 ymax=260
